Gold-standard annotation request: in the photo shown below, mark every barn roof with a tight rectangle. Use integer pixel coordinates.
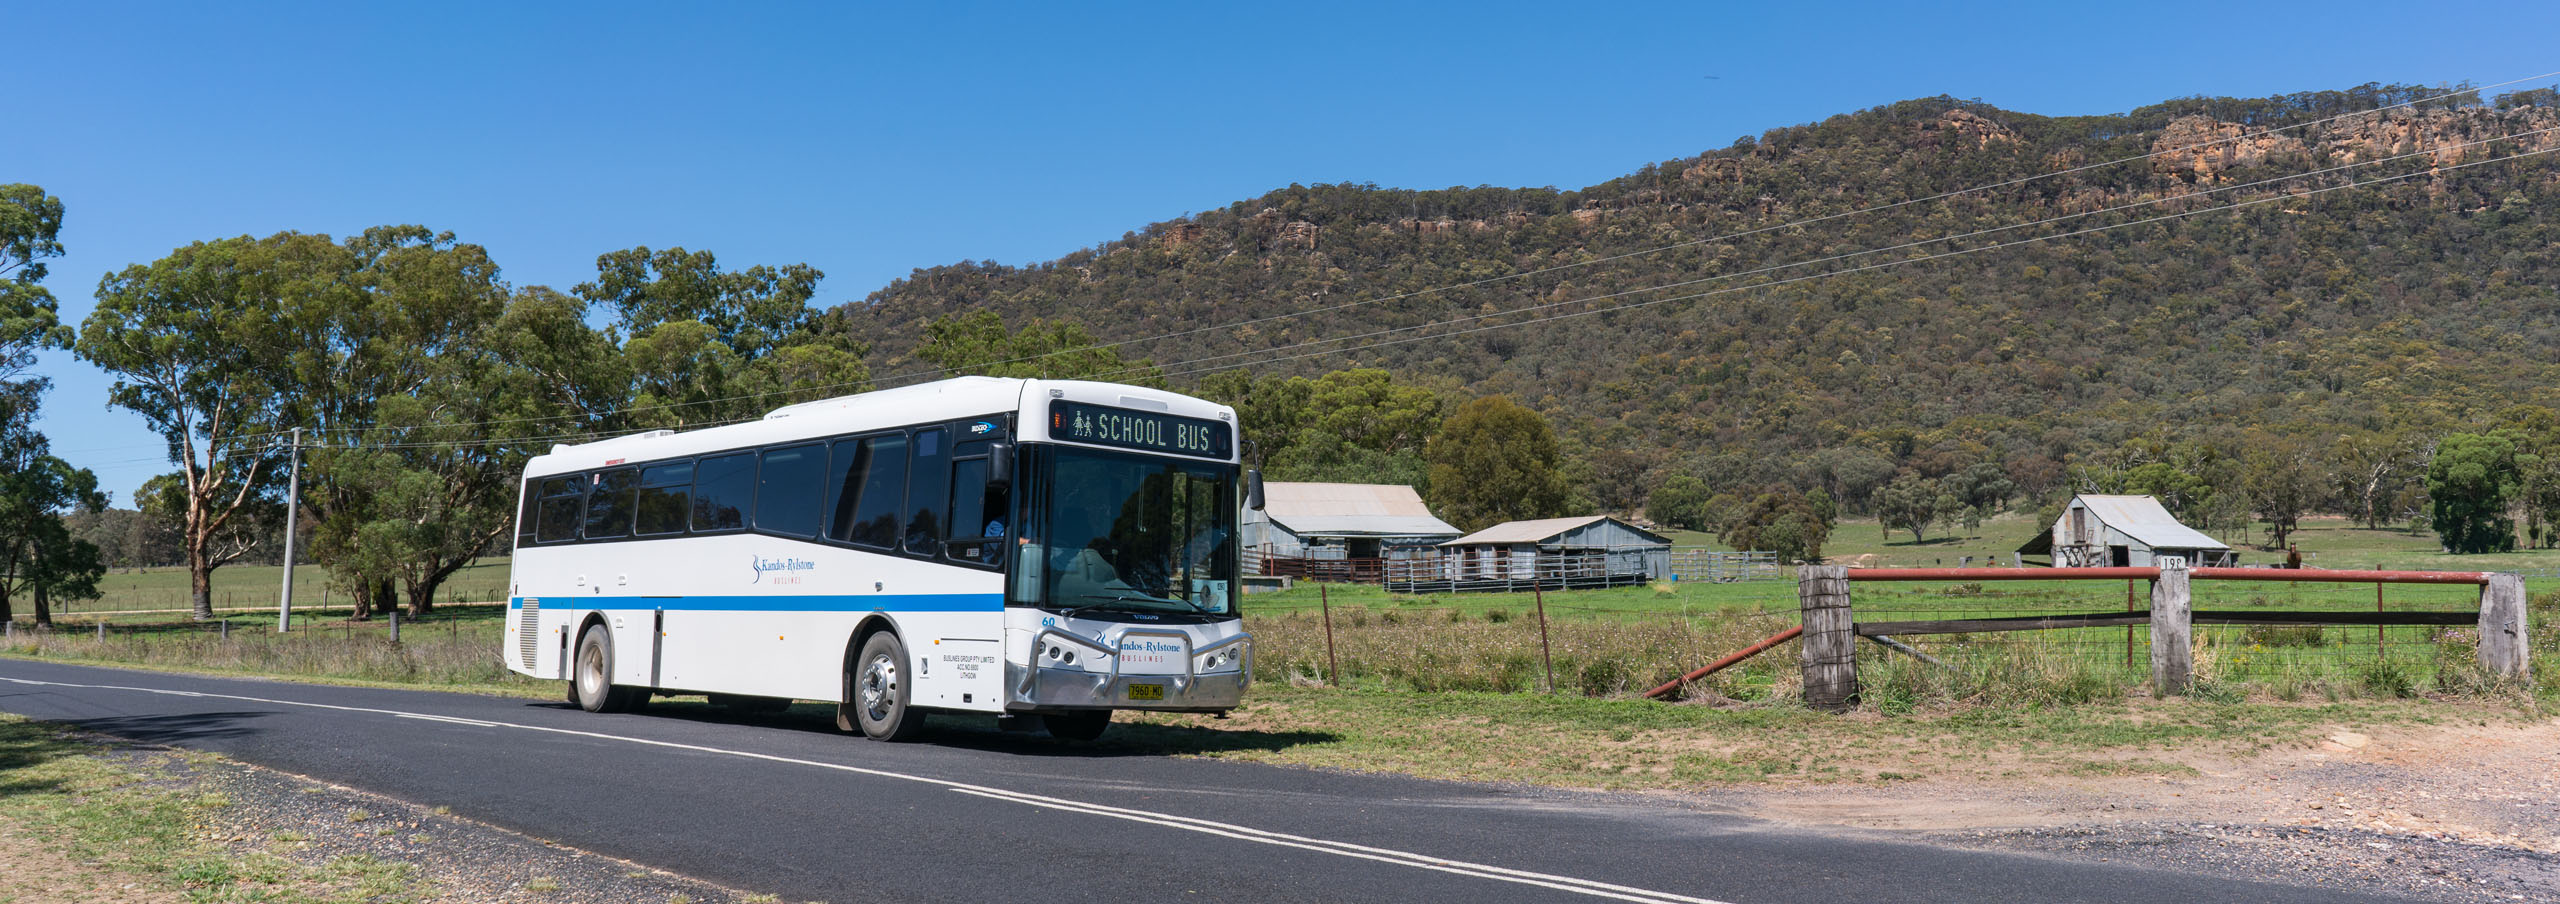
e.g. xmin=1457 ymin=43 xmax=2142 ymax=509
xmin=1262 ymin=483 xmax=1460 ymax=538
xmin=2075 ymin=494 xmax=2230 ymax=550
xmin=1441 ymin=515 xmax=1670 ymax=547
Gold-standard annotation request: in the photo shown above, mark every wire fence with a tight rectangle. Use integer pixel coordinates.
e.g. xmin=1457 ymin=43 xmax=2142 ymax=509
xmin=0 ymin=607 xmax=534 ymax=689
xmin=1839 ymin=572 xmax=2521 ymax=698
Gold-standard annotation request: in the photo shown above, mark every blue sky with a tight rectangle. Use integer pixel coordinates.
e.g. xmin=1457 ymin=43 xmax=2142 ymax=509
xmin=13 ymin=1 xmax=2559 ymax=501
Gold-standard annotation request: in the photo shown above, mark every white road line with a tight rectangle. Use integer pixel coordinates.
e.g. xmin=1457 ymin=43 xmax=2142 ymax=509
xmin=0 ymin=674 xmax=1737 ymax=904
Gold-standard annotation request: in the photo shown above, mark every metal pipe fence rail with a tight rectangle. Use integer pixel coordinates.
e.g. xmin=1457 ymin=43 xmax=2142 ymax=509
xmin=1791 ymin=563 xmax=2533 ymax=710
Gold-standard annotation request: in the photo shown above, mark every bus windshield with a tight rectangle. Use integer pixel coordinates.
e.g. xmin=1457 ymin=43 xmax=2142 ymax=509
xmin=1031 ymin=446 xmax=1236 ymax=615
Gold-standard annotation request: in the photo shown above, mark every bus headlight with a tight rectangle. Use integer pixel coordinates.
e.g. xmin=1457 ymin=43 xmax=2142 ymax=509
xmin=1197 ymin=644 xmax=1244 ymax=672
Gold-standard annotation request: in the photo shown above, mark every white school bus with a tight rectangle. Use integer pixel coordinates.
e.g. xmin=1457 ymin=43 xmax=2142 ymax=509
xmin=503 ymin=377 xmax=1255 ymax=741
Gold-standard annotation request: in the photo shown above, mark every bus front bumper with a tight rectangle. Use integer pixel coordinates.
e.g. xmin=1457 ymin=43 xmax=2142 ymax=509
xmin=1007 ymin=665 xmax=1249 ymax=713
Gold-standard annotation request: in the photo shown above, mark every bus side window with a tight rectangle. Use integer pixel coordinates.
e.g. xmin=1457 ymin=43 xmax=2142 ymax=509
xmin=755 ymin=444 xmax=825 ymax=538
xmin=635 ymin=461 xmax=693 ymax=536
xmin=691 ymin=452 xmax=755 ymax=532
xmin=584 ymin=468 xmax=637 ymax=539
xmin=516 ymin=479 xmax=540 ymax=547
xmin=945 ymin=450 xmax=1006 ymax=567
xmin=535 ymin=475 xmax=585 ymax=544
xmin=904 ymin=428 xmax=949 ymax=555
xmin=834 ymin=434 xmax=906 ymax=549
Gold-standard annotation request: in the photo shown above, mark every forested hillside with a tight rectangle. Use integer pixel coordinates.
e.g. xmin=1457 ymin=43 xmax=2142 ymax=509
xmin=838 ymin=85 xmax=2560 ymax=533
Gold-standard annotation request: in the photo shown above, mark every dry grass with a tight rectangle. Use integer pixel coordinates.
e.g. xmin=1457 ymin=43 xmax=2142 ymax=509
xmin=1248 ymin=605 xmax=1801 ymax=698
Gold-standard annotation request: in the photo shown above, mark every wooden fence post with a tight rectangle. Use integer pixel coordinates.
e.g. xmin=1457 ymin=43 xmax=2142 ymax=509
xmin=1798 ymin=564 xmax=1856 ymax=711
xmin=2149 ymin=557 xmax=2192 ymax=695
xmin=2478 ymin=572 xmax=2531 ymax=682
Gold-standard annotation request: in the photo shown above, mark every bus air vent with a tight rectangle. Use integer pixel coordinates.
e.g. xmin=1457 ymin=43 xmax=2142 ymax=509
xmin=517 ymin=598 xmax=540 ymax=669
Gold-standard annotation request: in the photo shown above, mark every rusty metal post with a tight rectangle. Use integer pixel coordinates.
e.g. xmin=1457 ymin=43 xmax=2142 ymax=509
xmin=2375 ymin=582 xmax=2386 ymax=662
xmin=1535 ymin=583 xmax=1555 ymax=694
xmin=2125 ymin=578 xmax=2137 ymax=667
xmin=1320 ymin=583 xmax=1340 ymax=687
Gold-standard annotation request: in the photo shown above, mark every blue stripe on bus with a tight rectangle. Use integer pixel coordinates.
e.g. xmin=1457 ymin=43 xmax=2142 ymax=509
xmin=508 ymin=593 xmax=1003 ymax=613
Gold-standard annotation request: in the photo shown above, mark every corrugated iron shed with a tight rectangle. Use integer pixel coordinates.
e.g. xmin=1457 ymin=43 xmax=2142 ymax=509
xmin=2076 ymin=494 xmax=2229 ymax=551
xmin=1441 ymin=515 xmax=1671 ymax=547
xmin=1263 ymin=482 xmax=1460 ymax=537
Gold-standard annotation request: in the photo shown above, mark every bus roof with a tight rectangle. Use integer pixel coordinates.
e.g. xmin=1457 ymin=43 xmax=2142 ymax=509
xmin=523 ymin=377 xmax=1236 ymax=476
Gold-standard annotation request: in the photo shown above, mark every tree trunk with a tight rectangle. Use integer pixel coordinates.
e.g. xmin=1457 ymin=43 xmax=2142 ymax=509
xmin=349 ymin=580 xmax=376 ymax=620
xmin=188 ymin=545 xmax=215 ymax=622
xmin=30 ymin=576 xmax=48 ymax=628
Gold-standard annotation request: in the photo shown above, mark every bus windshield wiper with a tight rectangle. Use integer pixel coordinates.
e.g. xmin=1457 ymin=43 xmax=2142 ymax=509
xmin=1074 ymin=589 xmax=1191 ymax=610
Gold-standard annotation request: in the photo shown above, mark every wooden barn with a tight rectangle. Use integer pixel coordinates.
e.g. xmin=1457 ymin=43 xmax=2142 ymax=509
xmin=1417 ymin=515 xmax=1672 ymax=591
xmin=2017 ymin=494 xmax=2237 ymax=567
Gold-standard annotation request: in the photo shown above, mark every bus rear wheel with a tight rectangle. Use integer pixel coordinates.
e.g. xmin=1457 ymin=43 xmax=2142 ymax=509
xmin=573 ymin=625 xmax=642 ymax=714
xmin=1043 ymin=710 xmax=1111 ymax=742
xmin=848 ymin=632 xmax=927 ymax=741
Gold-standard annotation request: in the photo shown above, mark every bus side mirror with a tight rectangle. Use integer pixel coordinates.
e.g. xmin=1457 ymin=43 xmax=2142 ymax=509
xmin=1246 ymin=469 xmax=1266 ymax=511
xmin=987 ymin=442 xmax=1014 ymax=491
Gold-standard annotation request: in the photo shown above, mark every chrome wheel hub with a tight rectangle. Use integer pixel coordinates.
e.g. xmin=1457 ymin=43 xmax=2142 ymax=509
xmin=859 ymin=653 xmax=899 ymax=721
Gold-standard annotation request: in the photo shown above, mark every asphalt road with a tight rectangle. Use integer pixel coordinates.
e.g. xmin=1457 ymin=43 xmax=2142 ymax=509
xmin=0 ymin=659 xmax=2428 ymax=904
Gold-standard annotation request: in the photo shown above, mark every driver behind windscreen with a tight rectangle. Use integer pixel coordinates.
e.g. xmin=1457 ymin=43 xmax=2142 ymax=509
xmin=1049 ymin=481 xmax=1125 ymax=595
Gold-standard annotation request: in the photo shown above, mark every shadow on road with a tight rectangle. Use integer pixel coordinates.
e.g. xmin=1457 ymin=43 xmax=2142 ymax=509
xmin=60 ymin=710 xmax=272 ymax=746
xmin=529 ymin=698 xmax=1340 ymax=758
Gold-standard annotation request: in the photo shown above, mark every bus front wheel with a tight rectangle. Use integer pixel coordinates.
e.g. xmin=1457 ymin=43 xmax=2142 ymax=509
xmin=573 ymin=625 xmax=642 ymax=714
xmin=849 ymin=633 xmax=927 ymax=741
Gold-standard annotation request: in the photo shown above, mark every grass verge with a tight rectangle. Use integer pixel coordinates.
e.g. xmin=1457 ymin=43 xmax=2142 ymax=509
xmin=1111 ymin=684 xmax=2527 ymax=790
xmin=0 ymin=714 xmax=441 ymax=903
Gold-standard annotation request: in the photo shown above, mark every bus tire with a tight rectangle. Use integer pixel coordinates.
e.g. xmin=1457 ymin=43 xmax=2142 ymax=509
xmin=1043 ymin=710 xmax=1111 ymax=742
xmin=573 ymin=624 xmax=641 ymax=714
xmin=850 ymin=632 xmax=927 ymax=741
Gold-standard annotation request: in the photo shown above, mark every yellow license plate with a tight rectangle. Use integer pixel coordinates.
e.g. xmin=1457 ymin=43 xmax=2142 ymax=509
xmin=1126 ymin=683 xmax=1165 ymax=701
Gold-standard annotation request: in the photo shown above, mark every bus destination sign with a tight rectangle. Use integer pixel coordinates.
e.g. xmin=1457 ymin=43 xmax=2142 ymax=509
xmin=1049 ymin=401 xmax=1232 ymax=460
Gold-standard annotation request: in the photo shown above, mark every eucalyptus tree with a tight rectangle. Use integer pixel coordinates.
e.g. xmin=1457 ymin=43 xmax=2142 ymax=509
xmin=1 ymin=184 xmax=71 ymax=384
xmin=0 ymin=184 xmax=101 ymax=623
xmin=1424 ymin=395 xmax=1575 ymax=532
xmin=908 ymin=310 xmax=1155 ymax=387
xmin=578 ymin=247 xmax=869 ymax=429
xmin=79 ymin=233 xmax=322 ymax=619
xmin=292 ymin=228 xmax=521 ymax=618
xmin=0 ymin=381 xmax=107 ymax=625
